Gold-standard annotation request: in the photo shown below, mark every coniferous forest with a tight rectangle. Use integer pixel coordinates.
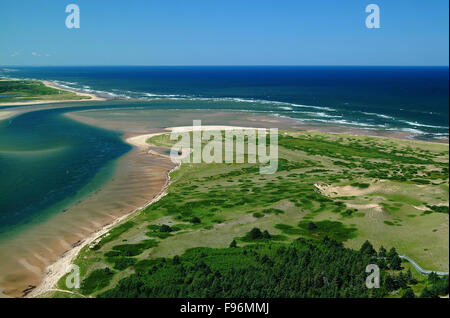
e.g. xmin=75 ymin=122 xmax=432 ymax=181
xmin=98 ymin=235 xmax=446 ymax=298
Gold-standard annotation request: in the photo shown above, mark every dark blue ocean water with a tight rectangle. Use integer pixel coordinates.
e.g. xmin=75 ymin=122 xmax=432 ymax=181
xmin=2 ymin=66 xmax=449 ymax=139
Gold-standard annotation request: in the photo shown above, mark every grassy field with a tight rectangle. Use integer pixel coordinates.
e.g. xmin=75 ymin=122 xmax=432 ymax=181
xmin=0 ymin=79 xmax=89 ymax=102
xmin=51 ymin=129 xmax=448 ymax=298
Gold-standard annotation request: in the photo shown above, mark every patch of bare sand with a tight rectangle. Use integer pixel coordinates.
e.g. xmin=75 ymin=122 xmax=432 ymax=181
xmin=346 ymin=203 xmax=384 ymax=218
xmin=414 ymin=201 xmax=449 ymax=212
xmin=0 ymin=111 xmax=18 ymax=121
xmin=42 ymin=81 xmax=105 ymax=101
xmin=167 ymin=125 xmax=266 ymax=133
xmin=314 ymin=182 xmax=381 ymax=197
xmin=346 ymin=203 xmax=383 ymax=212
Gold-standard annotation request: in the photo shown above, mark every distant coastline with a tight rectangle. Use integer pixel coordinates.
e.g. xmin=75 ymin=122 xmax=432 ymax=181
xmin=1 ymin=66 xmax=448 ymax=142
xmin=0 ymin=78 xmax=105 ymax=107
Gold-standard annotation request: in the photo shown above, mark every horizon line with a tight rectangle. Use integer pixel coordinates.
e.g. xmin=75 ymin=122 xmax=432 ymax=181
xmin=1 ymin=65 xmax=449 ymax=68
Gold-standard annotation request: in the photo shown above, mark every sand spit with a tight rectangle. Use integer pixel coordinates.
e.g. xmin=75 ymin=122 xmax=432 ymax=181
xmin=0 ymin=79 xmax=105 ymax=106
xmin=0 ymin=111 xmax=18 ymax=121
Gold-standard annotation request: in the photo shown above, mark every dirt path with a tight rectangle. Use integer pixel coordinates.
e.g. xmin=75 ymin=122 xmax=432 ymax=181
xmin=400 ymin=255 xmax=449 ymax=276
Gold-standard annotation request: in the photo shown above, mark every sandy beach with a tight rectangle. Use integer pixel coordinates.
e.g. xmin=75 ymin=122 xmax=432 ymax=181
xmin=0 ymin=127 xmax=174 ymax=297
xmin=20 ymin=131 xmax=173 ymax=297
xmin=0 ymin=111 xmax=18 ymax=121
xmin=24 ymin=125 xmax=264 ymax=298
xmin=0 ymin=79 xmax=105 ymax=106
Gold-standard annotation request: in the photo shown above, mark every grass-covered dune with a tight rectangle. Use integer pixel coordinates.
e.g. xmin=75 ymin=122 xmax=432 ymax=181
xmin=50 ymin=130 xmax=449 ymax=298
xmin=0 ymin=79 xmax=90 ymax=102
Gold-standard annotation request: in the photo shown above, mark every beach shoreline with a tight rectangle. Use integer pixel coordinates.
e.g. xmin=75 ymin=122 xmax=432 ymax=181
xmin=25 ymin=125 xmax=274 ymax=298
xmin=25 ymin=130 xmax=176 ymax=298
xmin=0 ymin=78 xmax=106 ymax=106
xmin=0 ymin=110 xmax=18 ymax=121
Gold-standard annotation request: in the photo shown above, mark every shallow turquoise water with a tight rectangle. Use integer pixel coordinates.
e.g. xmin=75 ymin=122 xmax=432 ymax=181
xmin=0 ymin=107 xmax=131 ymax=238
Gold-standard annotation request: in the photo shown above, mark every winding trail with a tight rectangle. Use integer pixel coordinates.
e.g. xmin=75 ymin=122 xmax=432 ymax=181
xmin=399 ymin=255 xmax=449 ymax=276
xmin=46 ymin=289 xmax=87 ymax=298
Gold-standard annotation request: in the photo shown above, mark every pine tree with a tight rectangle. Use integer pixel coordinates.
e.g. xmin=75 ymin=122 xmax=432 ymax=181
xmin=308 ymin=222 xmax=318 ymax=230
xmin=406 ymin=269 xmax=417 ymax=284
xmin=377 ymin=258 xmax=387 ymax=269
xmin=172 ymin=255 xmax=181 ymax=265
xmin=387 ymin=247 xmax=398 ymax=260
xmin=420 ymin=288 xmax=438 ymax=298
xmin=378 ymin=246 xmax=387 ymax=258
xmin=402 ymin=287 xmax=415 ymax=298
xmin=389 ymin=254 xmax=402 ymax=270
xmin=387 ymin=247 xmax=402 ymax=270
xmin=360 ymin=240 xmax=376 ymax=256
xmin=249 ymin=228 xmax=263 ymax=239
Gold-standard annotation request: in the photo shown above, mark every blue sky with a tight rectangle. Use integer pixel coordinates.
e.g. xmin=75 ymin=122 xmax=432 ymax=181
xmin=0 ymin=0 xmax=448 ymax=66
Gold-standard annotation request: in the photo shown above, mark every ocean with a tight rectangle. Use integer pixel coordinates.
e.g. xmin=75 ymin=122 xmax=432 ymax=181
xmin=1 ymin=66 xmax=448 ymax=140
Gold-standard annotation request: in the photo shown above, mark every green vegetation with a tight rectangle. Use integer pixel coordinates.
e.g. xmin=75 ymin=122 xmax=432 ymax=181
xmin=104 ymin=239 xmax=158 ymax=257
xmin=92 ymin=221 xmax=135 ymax=250
xmin=426 ymin=205 xmax=449 ymax=214
xmin=419 ymin=273 xmax=449 ymax=297
xmin=99 ymin=238 xmax=421 ymax=298
xmin=80 ymin=268 xmax=114 ymax=295
xmin=53 ymin=129 xmax=448 ymax=298
xmin=0 ymin=79 xmax=89 ymax=102
xmin=297 ymin=220 xmax=357 ymax=241
xmin=237 ymin=227 xmax=286 ymax=243
xmin=351 ymin=182 xmax=370 ymax=189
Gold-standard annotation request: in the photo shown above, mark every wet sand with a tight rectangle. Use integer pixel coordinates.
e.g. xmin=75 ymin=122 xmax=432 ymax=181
xmin=0 ymin=138 xmax=176 ymax=297
xmin=66 ymin=108 xmax=447 ymax=143
xmin=0 ymin=111 xmax=18 ymax=121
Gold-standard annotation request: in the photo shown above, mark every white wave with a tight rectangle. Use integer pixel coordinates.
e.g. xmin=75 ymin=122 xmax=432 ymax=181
xmin=292 ymin=117 xmax=387 ymax=128
xmin=143 ymin=92 xmax=180 ymax=98
xmin=289 ymin=103 xmax=335 ymax=111
xmin=361 ymin=112 xmax=395 ymax=120
xmin=299 ymin=111 xmax=342 ymax=118
xmin=399 ymin=120 xmax=448 ymax=129
xmin=127 ymin=92 xmax=337 ymax=112
xmin=386 ymin=128 xmax=426 ymax=134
